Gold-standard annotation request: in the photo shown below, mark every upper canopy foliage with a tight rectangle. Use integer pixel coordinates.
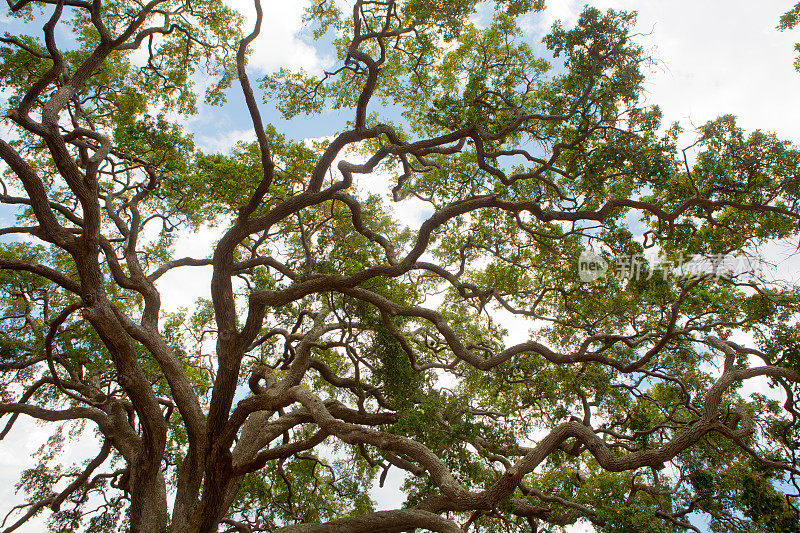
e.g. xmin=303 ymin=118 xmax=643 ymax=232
xmin=1 ymin=1 xmax=800 ymax=532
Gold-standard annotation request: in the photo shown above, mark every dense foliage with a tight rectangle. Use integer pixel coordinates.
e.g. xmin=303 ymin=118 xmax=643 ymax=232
xmin=1 ymin=1 xmax=800 ymax=532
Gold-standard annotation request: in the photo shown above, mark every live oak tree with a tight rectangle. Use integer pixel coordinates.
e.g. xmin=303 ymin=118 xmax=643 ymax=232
xmin=1 ymin=0 xmax=800 ymax=532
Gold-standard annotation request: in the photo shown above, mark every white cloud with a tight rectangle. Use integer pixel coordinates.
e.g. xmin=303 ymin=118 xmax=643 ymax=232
xmin=0 ymin=418 xmax=51 ymax=531
xmin=155 ymin=224 xmax=226 ymax=313
xmin=195 ymin=127 xmax=257 ymax=154
xmin=225 ymin=0 xmax=326 ymax=73
xmin=566 ymin=522 xmax=596 ymax=533
xmin=528 ymin=0 xmax=583 ymax=33
xmin=533 ymin=0 xmax=800 ymax=144
xmin=0 ymin=417 xmax=102 ymax=532
xmin=627 ymin=1 xmax=800 ymax=141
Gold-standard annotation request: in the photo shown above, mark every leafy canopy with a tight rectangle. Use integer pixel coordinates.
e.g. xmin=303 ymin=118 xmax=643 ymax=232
xmin=1 ymin=1 xmax=800 ymax=533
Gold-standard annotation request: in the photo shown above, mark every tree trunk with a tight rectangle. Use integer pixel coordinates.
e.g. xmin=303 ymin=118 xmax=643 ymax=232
xmin=129 ymin=463 xmax=169 ymax=533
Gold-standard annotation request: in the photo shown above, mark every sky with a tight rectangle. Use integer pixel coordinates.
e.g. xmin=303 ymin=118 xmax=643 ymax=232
xmin=180 ymin=0 xmax=800 ymax=152
xmin=1 ymin=0 xmax=800 ymax=531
